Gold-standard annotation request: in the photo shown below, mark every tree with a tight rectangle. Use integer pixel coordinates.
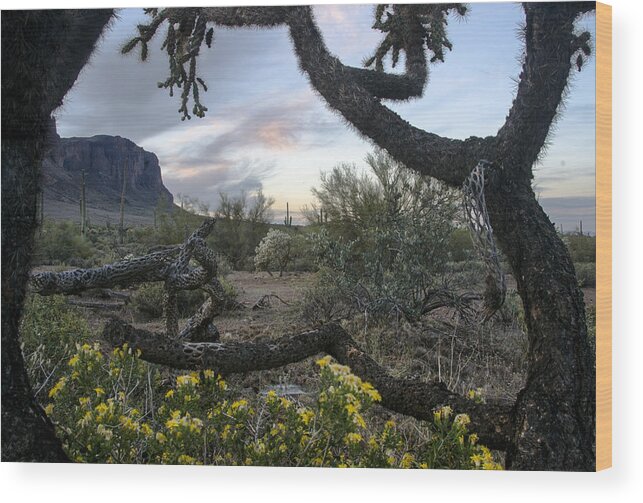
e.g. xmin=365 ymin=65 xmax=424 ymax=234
xmin=2 ymin=3 xmax=596 ymax=470
xmin=254 ymin=229 xmax=293 ymax=277
xmin=214 ymin=189 xmax=275 ymax=269
xmin=309 ymin=151 xmax=462 ymax=320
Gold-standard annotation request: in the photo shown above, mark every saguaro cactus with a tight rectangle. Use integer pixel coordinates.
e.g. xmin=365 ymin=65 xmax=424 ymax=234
xmin=284 ymin=202 xmax=292 ymax=227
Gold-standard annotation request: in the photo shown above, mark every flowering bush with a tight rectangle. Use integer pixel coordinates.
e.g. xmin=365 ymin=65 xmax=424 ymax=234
xmin=44 ymin=344 xmax=501 ymax=469
xmin=254 ymin=229 xmax=292 ymax=277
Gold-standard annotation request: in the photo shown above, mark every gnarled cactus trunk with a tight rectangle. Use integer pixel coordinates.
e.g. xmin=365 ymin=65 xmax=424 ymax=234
xmin=1 ymin=9 xmax=113 ymax=461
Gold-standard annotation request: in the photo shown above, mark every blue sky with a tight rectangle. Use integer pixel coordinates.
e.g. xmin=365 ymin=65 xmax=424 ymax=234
xmin=55 ymin=3 xmax=596 ymax=232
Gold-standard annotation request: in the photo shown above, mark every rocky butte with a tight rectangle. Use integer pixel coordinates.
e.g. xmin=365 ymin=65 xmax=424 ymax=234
xmin=41 ymin=120 xmax=174 ymax=226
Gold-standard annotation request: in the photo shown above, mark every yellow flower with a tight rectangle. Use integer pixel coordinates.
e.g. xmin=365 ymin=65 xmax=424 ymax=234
xmin=165 ymin=389 xmax=174 ymax=399
xmin=155 ymin=432 xmax=167 ymax=444
xmin=352 ymin=413 xmax=366 ymax=428
xmin=400 ymin=453 xmax=415 ymax=469
xmin=454 ymin=413 xmax=471 ymax=426
xmin=316 ymin=355 xmax=332 ymax=368
xmin=44 ymin=403 xmax=54 ymax=415
xmin=68 ymin=355 xmax=80 ymax=367
xmin=203 ymin=369 xmax=215 ymax=379
xmin=176 ymin=374 xmax=199 ymax=387
xmin=141 ymin=423 xmax=153 ymax=437
xmin=94 ymin=387 xmax=105 ymax=397
xmin=299 ymin=409 xmax=315 ymax=426
xmin=344 ymin=432 xmax=363 ymax=445
xmin=361 ymin=381 xmax=382 ymax=402
xmin=95 ymin=402 xmax=110 ymax=416
xmin=230 ymin=399 xmax=248 ymax=411
xmin=79 ymin=397 xmax=90 ymax=407
xmin=177 ymin=454 xmax=196 ymax=465
xmin=329 ymin=362 xmax=350 ymax=375
xmin=48 ymin=377 xmax=67 ymax=398
xmin=345 ymin=403 xmax=359 ymax=416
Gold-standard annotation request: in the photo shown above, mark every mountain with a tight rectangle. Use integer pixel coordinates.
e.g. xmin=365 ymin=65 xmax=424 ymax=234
xmin=41 ymin=122 xmax=174 ymax=226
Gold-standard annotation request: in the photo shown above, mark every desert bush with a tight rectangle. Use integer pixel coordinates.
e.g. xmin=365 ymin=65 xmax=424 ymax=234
xmin=447 ymin=227 xmax=475 ymax=262
xmin=44 ymin=344 xmax=501 ymax=469
xmin=303 ymin=151 xmax=462 ymax=321
xmin=254 ymin=229 xmax=293 ymax=276
xmin=574 ymin=262 xmax=596 ymax=288
xmin=20 ymin=294 xmax=92 ymax=401
xmin=301 ymin=268 xmax=356 ymax=324
xmin=33 ymin=220 xmax=95 ymax=265
xmin=564 ymin=234 xmax=596 ymax=262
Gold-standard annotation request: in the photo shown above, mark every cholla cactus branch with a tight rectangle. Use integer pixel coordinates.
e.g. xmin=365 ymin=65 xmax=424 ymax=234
xmin=104 ymin=317 xmax=512 ymax=451
xmin=31 ymin=218 xmax=223 ymax=342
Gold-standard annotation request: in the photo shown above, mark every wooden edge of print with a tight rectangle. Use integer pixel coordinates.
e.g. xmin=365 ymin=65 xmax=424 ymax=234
xmin=595 ymin=1 xmax=612 ymax=472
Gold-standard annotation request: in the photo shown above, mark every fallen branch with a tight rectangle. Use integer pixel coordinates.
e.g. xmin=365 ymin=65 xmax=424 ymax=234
xmin=103 ymin=318 xmax=512 ymax=450
xmin=252 ymin=293 xmax=291 ymax=310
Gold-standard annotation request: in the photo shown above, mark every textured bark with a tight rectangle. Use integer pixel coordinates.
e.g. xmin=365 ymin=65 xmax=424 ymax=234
xmin=486 ymin=4 xmax=596 ymax=471
xmin=487 ymin=187 xmax=595 ymax=470
xmin=104 ymin=318 xmax=512 ymax=450
xmin=1 ymin=9 xmax=113 ymax=462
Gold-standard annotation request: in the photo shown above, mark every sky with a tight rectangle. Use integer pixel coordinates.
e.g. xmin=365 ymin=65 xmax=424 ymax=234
xmin=55 ymin=2 xmax=597 ymax=233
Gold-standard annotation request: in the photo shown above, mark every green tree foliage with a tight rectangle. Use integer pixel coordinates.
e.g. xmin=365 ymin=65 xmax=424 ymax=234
xmin=213 ymin=190 xmax=275 ymax=270
xmin=305 ymin=151 xmax=460 ymax=320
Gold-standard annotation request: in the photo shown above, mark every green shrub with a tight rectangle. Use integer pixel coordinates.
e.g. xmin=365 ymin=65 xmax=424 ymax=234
xmin=44 ymin=345 xmax=501 ymax=469
xmin=447 ymin=228 xmax=475 ymax=262
xmin=33 ymin=220 xmax=95 ymax=265
xmin=301 ymin=268 xmax=355 ymax=324
xmin=575 ymin=262 xmax=596 ymax=288
xmin=565 ymin=234 xmax=596 ymax=263
xmin=304 ymin=152 xmax=461 ymax=321
xmin=20 ymin=294 xmax=92 ymax=401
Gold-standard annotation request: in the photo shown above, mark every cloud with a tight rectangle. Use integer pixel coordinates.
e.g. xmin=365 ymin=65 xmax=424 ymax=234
xmin=162 ymin=157 xmax=275 ymax=208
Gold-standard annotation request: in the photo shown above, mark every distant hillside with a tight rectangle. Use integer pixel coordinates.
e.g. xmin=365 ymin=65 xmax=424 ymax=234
xmin=41 ymin=123 xmax=174 ymax=226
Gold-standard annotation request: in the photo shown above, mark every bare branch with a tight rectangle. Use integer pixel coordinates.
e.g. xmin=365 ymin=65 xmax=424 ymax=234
xmin=103 ymin=318 xmax=512 ymax=450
